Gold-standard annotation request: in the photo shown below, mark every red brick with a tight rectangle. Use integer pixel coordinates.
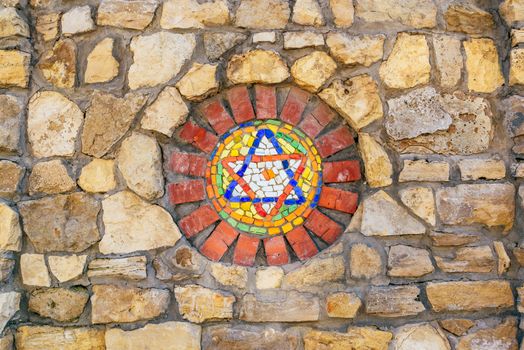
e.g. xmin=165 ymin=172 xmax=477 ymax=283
xmin=264 ymin=236 xmax=290 ymax=265
xmin=227 ymin=86 xmax=255 ymax=123
xmin=299 ymin=113 xmax=324 ymax=138
xmin=233 ymin=234 xmax=260 ymax=266
xmin=319 ymin=187 xmax=358 ymax=214
xmin=170 ymin=151 xmax=207 ymax=177
xmin=169 ymin=180 xmax=206 ymax=204
xmin=179 ymin=121 xmax=218 ymax=153
xmin=286 ymin=226 xmax=319 ymax=261
xmin=200 ymin=221 xmax=239 ymax=261
xmin=199 ymin=98 xmax=235 ymax=135
xmin=311 ymin=101 xmax=336 ymax=126
xmin=316 ymin=126 xmax=354 ymax=158
xmin=179 ymin=205 xmax=220 ymax=238
xmin=255 ymin=85 xmax=276 ymax=119
xmin=304 ymin=209 xmax=342 ymax=244
xmin=280 ymin=87 xmax=310 ymax=125
xmin=323 ymin=160 xmax=361 ymax=183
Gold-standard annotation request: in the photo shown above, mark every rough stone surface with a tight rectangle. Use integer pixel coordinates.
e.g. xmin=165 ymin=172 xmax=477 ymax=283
xmin=0 ymin=258 xmax=15 ymax=283
xmin=0 ymin=95 xmax=21 ymax=153
xmin=27 ymin=91 xmax=83 ymax=158
xmin=239 ymin=291 xmax=320 ymax=322
xmin=0 ymin=292 xmax=20 ymax=331
xmin=355 ymin=0 xmax=437 ymax=28
xmin=350 ymin=243 xmax=382 ymax=279
xmin=293 ymin=0 xmax=324 ymax=26
xmin=15 ymin=326 xmax=105 ymax=349
xmin=88 ymin=256 xmax=147 ymax=280
xmin=20 ymin=254 xmax=50 ymax=287
xmin=48 ymin=255 xmax=86 ymax=283
xmin=61 ymin=6 xmax=95 ymax=35
xmin=0 ymin=50 xmax=30 ymax=88
xmin=326 ymin=292 xmax=362 ymax=318
xmin=438 ymin=319 xmax=475 ymax=336
xmin=429 ymin=231 xmax=480 ymax=247
xmin=160 ymin=0 xmax=229 ymax=29
xmin=464 ymin=38 xmax=504 ymax=93
xmin=227 ymin=50 xmax=290 ymax=84
xmin=28 ymin=288 xmax=89 ymax=322
xmin=176 ymin=63 xmax=218 ymax=101
xmin=97 ymin=0 xmax=158 ymax=30
xmin=435 ymin=246 xmax=495 ymax=273
xmin=99 ymin=191 xmax=181 ymax=254
xmin=291 ymin=51 xmax=337 ymax=92
xmin=445 ymin=3 xmax=494 ymax=35
xmin=393 ymin=323 xmax=451 ymax=350
xmin=153 ymin=246 xmax=207 ymax=282
xmin=399 ymin=160 xmax=450 ymax=182
xmin=211 ymin=264 xmax=248 ymax=289
xmin=358 ymin=133 xmax=392 ymax=188
xmin=304 ymin=328 xmax=392 ymax=350
xmin=329 ymin=0 xmax=354 ymax=27
xmin=458 ymin=159 xmax=506 ymax=180
xmin=510 ymin=48 xmax=524 ymax=86
xmin=175 ymin=285 xmax=235 ymax=323
xmin=256 ymin=267 xmax=284 ymax=289
xmin=399 ymin=187 xmax=435 ymax=225
xmin=38 ymin=39 xmax=76 ymax=88
xmin=494 ymin=241 xmax=511 ymax=275
xmin=85 ymin=38 xmax=119 ymax=84
xmin=141 ymin=86 xmax=188 ymax=136
xmin=235 ymin=0 xmax=290 ymax=29
xmin=365 ymin=286 xmax=425 ymax=317
xmin=433 ymin=35 xmax=463 ymax=88
xmin=204 ymin=32 xmax=247 ymax=61
xmin=0 ymin=203 xmax=22 ymax=252
xmin=283 ymin=256 xmax=344 ymax=288
xmin=203 ymin=326 xmax=299 ymax=350
xmin=500 ymin=0 xmax=524 ymax=26
xmin=0 ymin=161 xmax=22 ymax=197
xmin=456 ymin=318 xmax=517 ymax=350
xmin=327 ymin=33 xmax=385 ymax=67
xmin=0 ymin=8 xmax=29 ymax=38
xmin=78 ymin=159 xmax=116 ymax=193
xmin=36 ymin=13 xmax=59 ymax=42
xmin=388 ymin=245 xmax=434 ymax=278
xmin=28 ymin=160 xmax=76 ymax=195
xmin=283 ymin=32 xmax=324 ymax=49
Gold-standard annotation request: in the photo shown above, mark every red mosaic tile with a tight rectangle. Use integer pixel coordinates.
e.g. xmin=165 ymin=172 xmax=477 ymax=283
xmin=168 ymin=180 xmax=206 ymax=205
xmin=227 ymin=86 xmax=255 ymax=123
xmin=179 ymin=121 xmax=218 ymax=153
xmin=199 ymin=98 xmax=235 ymax=135
xmin=304 ymin=209 xmax=343 ymax=244
xmin=264 ymin=235 xmax=290 ymax=265
xmin=200 ymin=221 xmax=239 ymax=261
xmin=299 ymin=113 xmax=324 ymax=138
xmin=255 ymin=85 xmax=276 ymax=119
xmin=316 ymin=125 xmax=354 ymax=158
xmin=170 ymin=151 xmax=207 ymax=177
xmin=280 ymin=87 xmax=310 ymax=126
xmin=323 ymin=160 xmax=361 ymax=183
xmin=179 ymin=204 xmax=220 ymax=238
xmin=286 ymin=226 xmax=319 ymax=261
xmin=311 ymin=101 xmax=336 ymax=126
xmin=319 ymin=187 xmax=358 ymax=214
xmin=233 ymin=234 xmax=260 ymax=266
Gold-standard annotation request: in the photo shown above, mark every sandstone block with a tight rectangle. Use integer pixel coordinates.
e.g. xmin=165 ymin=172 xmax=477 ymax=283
xmin=28 ymin=160 xmax=76 ymax=195
xmin=435 ymin=246 xmax=495 ymax=273
xmin=392 ymin=323 xmax=451 ymax=350
xmin=327 ymin=33 xmax=384 ymax=67
xmin=433 ymin=35 xmax=462 ymax=88
xmin=175 ymin=284 xmax=235 ymax=323
xmin=293 ymin=0 xmax=324 ymax=26
xmin=329 ymin=0 xmax=354 ymax=27
xmin=457 ymin=318 xmax=517 ymax=350
xmin=176 ymin=63 xmax=218 ymax=101
xmin=500 ymin=0 xmax=524 ymax=26
xmin=438 ymin=319 xmax=475 ymax=336
xmin=458 ymin=159 xmax=506 ymax=180
xmin=235 ymin=0 xmax=289 ymax=29
xmin=97 ymin=0 xmax=158 ymax=29
xmin=399 ymin=187 xmax=435 ymax=225
xmin=355 ymin=0 xmax=437 ymax=28
xmin=0 ymin=203 xmax=21 ymax=252
xmin=29 ymin=288 xmax=88 ymax=322
xmin=283 ymin=256 xmax=344 ymax=288
xmin=388 ymin=245 xmax=434 ymax=278
xmin=510 ymin=48 xmax=524 ymax=86
xmin=283 ymin=32 xmax=324 ymax=49
xmin=358 ymin=133 xmax=392 ymax=188
xmin=0 ymin=161 xmax=22 ymax=197
xmin=160 ymin=0 xmax=229 ymax=29
xmin=0 ymin=292 xmax=20 ymax=332
xmin=365 ymin=286 xmax=425 ymax=317
xmin=38 ymin=39 xmax=76 ymax=88
xmin=141 ymin=86 xmax=188 ymax=136
xmin=85 ymin=38 xmax=119 ymax=84
xmin=153 ymin=246 xmax=207 ymax=282
xmin=0 ymin=50 xmax=30 ymax=88
xmin=61 ymin=6 xmax=95 ymax=35
xmin=78 ymin=159 xmax=116 ymax=193
xmin=15 ymin=326 xmax=105 ymax=350
xmin=304 ymin=328 xmax=392 ymax=350
xmin=464 ymin=38 xmax=504 ymax=93
xmin=203 ymin=32 xmax=247 ymax=61
xmin=0 ymin=8 xmax=29 ymax=38
xmin=239 ymin=291 xmax=320 ymax=322
xmin=399 ymin=159 xmax=450 ymax=182
xmin=326 ymin=292 xmax=362 ymax=318
xmin=48 ymin=255 xmax=86 ymax=283
xmin=445 ymin=3 xmax=494 ymax=34
xmin=350 ymin=243 xmax=382 ymax=279
xmin=88 ymin=256 xmax=147 ymax=280
xmin=0 ymin=95 xmax=21 ymax=153
xmin=227 ymin=50 xmax=289 ymax=84
xmin=203 ymin=326 xmax=299 ymax=350
xmin=291 ymin=51 xmax=336 ymax=92
xmin=20 ymin=254 xmax=50 ymax=287
xmin=255 ymin=266 xmax=284 ymax=289
xmin=36 ymin=13 xmax=59 ymax=42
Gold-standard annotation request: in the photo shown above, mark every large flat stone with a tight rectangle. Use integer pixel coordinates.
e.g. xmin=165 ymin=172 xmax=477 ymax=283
xmin=174 ymin=284 xmax=235 ymax=323
xmin=239 ymin=291 xmax=320 ymax=322
xmin=15 ymin=326 xmax=105 ymax=350
xmin=355 ymin=0 xmax=437 ymax=28
xmin=203 ymin=326 xmax=299 ymax=350
xmin=365 ymin=286 xmax=425 ymax=317
xmin=235 ymin=0 xmax=290 ymax=29
xmin=304 ymin=328 xmax=392 ymax=350
xmin=28 ymin=288 xmax=89 ymax=322
xmin=0 ymin=50 xmax=30 ymax=88
xmin=227 ymin=50 xmax=289 ymax=84
xmin=97 ymin=0 xmax=158 ymax=29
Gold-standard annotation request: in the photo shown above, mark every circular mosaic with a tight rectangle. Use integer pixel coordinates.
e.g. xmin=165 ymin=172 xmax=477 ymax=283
xmin=168 ymin=85 xmax=362 ymax=266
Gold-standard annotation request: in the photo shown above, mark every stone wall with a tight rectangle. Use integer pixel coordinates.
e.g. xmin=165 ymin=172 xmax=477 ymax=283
xmin=0 ymin=0 xmax=524 ymax=349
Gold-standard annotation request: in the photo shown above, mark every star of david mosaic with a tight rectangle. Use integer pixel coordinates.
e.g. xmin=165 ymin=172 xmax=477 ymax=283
xmin=168 ymin=85 xmax=362 ymax=266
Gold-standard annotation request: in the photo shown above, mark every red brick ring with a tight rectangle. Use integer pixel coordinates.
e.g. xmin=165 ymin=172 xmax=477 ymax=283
xmin=167 ymin=85 xmax=362 ymax=266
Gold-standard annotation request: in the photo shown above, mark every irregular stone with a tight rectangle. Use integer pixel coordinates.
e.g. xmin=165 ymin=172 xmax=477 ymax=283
xmin=239 ymin=291 xmax=319 ymax=322
xmin=513 ymin=247 xmax=524 ymax=266
xmin=252 ymin=32 xmax=276 ymax=43
xmin=0 ymin=203 xmax=21 ymax=252
xmin=15 ymin=326 xmax=105 ymax=350
xmin=379 ymin=33 xmax=430 ymax=89
xmin=510 ymin=48 xmax=524 ymax=86
xmin=153 ymin=246 xmax=207 ymax=281
xmin=97 ymin=0 xmax=158 ymax=30
xmin=350 ymin=243 xmax=382 ymax=279
xmin=365 ymin=286 xmax=425 ymax=317
xmin=203 ymin=32 xmax=247 ymax=61
xmin=176 ymin=63 xmax=218 ymax=101
xmin=358 ymin=133 xmax=392 ymax=187
xmin=445 ymin=3 xmax=494 ymax=35
xmin=436 ymin=183 xmax=515 ymax=232
xmin=0 ymin=8 xmax=29 ymax=38
xmin=0 ymin=258 xmax=15 ymax=282
xmin=290 ymin=51 xmax=337 ymax=92
xmin=85 ymin=38 xmax=119 ymax=84
xmin=100 ymin=191 xmax=181 ymax=254
xmin=36 ymin=13 xmax=59 ymax=42
xmin=429 ymin=231 xmax=480 ymax=247
xmin=29 ymin=288 xmax=88 ymax=322
xmin=0 ymin=95 xmax=21 ymax=153
xmin=0 ymin=334 xmax=12 ymax=350
xmin=117 ymin=132 xmax=163 ymax=200
xmin=128 ymin=32 xmax=196 ymax=90
xmin=283 ymin=32 xmax=324 ymax=49
xmin=0 ymin=161 xmax=22 ymax=197
xmin=319 ymin=75 xmax=383 ymax=130
xmin=235 ymin=0 xmax=290 ymax=29
xmin=28 ymin=160 xmax=76 ymax=195
xmin=459 ymin=159 xmax=506 ymax=180
xmin=141 ymin=87 xmax=188 ymax=136
xmin=390 ymin=92 xmax=493 ymax=155
xmin=227 ymin=50 xmax=289 ymax=84
xmin=511 ymin=29 xmax=524 ymax=46
xmin=61 ymin=6 xmax=95 ymax=35
xmin=38 ymin=39 xmax=76 ymax=88
xmin=500 ymin=0 xmax=524 ymax=26
xmin=355 ymin=0 xmax=437 ymax=28
xmin=329 ymin=0 xmax=354 ymax=27
xmin=293 ymin=0 xmax=324 ymax=26
xmin=386 ymin=87 xmax=453 ymax=140
xmin=211 ymin=264 xmax=248 ymax=289
xmin=105 ymin=322 xmax=201 ymax=350
xmin=20 ymin=254 xmax=50 ymax=287
xmin=0 ymin=292 xmax=20 ymax=331
xmin=19 ymin=193 xmax=100 ymax=253
xmin=48 ymin=255 xmax=87 ymax=283
xmin=81 ymin=92 xmax=146 ymax=157
xmin=494 ymin=241 xmax=511 ymax=275
xmin=435 ymin=246 xmax=495 ymax=273
xmin=27 ymin=91 xmax=83 ymax=158
xmin=256 ymin=266 xmax=284 ymax=289
xmin=426 ymin=280 xmax=514 ymax=312
xmin=327 ymin=33 xmax=384 ymax=67
xmin=464 ymin=38 xmax=504 ymax=93
xmin=160 ymin=0 xmax=229 ymax=29
xmin=304 ymin=328 xmax=392 ymax=350
xmin=326 ymin=292 xmax=362 ymax=318
xmin=456 ymin=318 xmax=517 ymax=350
xmin=203 ymin=326 xmax=299 ymax=350
xmin=399 ymin=160 xmax=450 ymax=182
xmin=0 ymin=50 xmax=30 ymax=88
xmin=92 ymin=285 xmax=169 ymax=324
xmin=361 ymin=191 xmax=426 ymax=236
xmin=438 ymin=319 xmax=475 ymax=336
xmin=175 ymin=285 xmax=235 ymax=323
xmin=282 ymin=256 xmax=344 ymax=288
xmin=399 ymin=187 xmax=435 ymax=225
xmin=388 ymin=245 xmax=434 ymax=278
xmin=78 ymin=159 xmax=116 ymax=193
xmin=433 ymin=35 xmax=462 ymax=88
xmin=88 ymin=256 xmax=147 ymax=280
xmin=393 ymin=323 xmax=451 ymax=350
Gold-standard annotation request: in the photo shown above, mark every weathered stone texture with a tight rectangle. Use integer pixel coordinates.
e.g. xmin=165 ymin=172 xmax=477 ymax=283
xmin=456 ymin=318 xmax=517 ymax=350
xmin=175 ymin=285 xmax=235 ymax=323
xmin=358 ymin=133 xmax=393 ymax=187
xmin=387 ymin=245 xmax=434 ymax=278
xmin=203 ymin=326 xmax=299 ymax=350
xmin=393 ymin=323 xmax=451 ymax=350
xmin=0 ymin=203 xmax=22 ymax=252
xmin=141 ymin=86 xmax=188 ymax=136
xmin=28 ymin=160 xmax=76 ymax=195
xmin=78 ymin=159 xmax=116 ymax=193
xmin=85 ymin=38 xmax=119 ymax=84
xmin=327 ymin=33 xmax=384 ymax=67
xmin=304 ymin=328 xmax=392 ymax=350
xmin=0 ymin=95 xmax=21 ymax=153
xmin=28 ymin=288 xmax=89 ymax=322
xmin=399 ymin=160 xmax=450 ymax=182
xmin=20 ymin=254 xmax=50 ymax=287
xmin=433 ymin=35 xmax=463 ymax=88
xmin=435 ymin=246 xmax=495 ymax=273
xmin=239 ymin=292 xmax=320 ymax=322
xmin=464 ymin=38 xmax=504 ymax=93
xmin=0 ymin=50 xmax=30 ymax=88
xmin=88 ymin=256 xmax=147 ymax=280
xmin=161 ymin=0 xmax=229 ymax=29
xmin=355 ymin=0 xmax=437 ymax=28
xmin=48 ymin=255 xmax=86 ymax=283
xmin=282 ymin=256 xmax=345 ymax=288
xmin=350 ymin=243 xmax=382 ymax=279
xmin=291 ymin=51 xmax=337 ymax=92
xmin=16 ymin=326 xmax=105 ymax=350
xmin=235 ymin=0 xmax=290 ymax=29
xmin=227 ymin=50 xmax=289 ymax=84
xmin=365 ymin=286 xmax=425 ymax=317
xmin=97 ymin=0 xmax=158 ymax=30
xmin=38 ymin=39 xmax=76 ymax=88
xmin=399 ymin=187 xmax=435 ymax=225
xmin=0 ymin=161 xmax=23 ymax=198
xmin=176 ymin=63 xmax=219 ymax=101
xmin=61 ymin=6 xmax=95 ymax=36
xmin=0 ymin=8 xmax=29 ymax=38
xmin=326 ymin=292 xmax=362 ymax=318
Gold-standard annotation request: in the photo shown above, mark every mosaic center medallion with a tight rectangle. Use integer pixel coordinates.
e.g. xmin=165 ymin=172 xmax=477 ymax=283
xmin=206 ymin=120 xmax=322 ymax=236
